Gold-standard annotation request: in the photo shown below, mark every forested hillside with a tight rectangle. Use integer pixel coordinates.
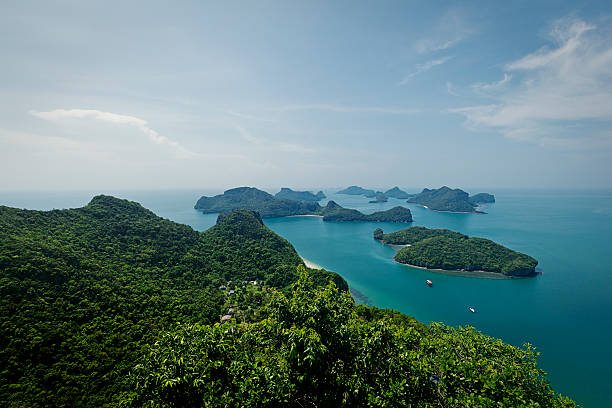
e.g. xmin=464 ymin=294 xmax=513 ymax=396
xmin=0 ymin=196 xmax=343 ymax=407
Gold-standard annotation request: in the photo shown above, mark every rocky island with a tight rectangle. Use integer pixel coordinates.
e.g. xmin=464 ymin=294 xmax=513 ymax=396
xmin=407 ymin=186 xmax=495 ymax=213
xmin=195 ymin=187 xmax=412 ymax=222
xmin=337 ymin=185 xmax=376 ymax=196
xmin=368 ymin=192 xmax=388 ymax=203
xmin=374 ymin=226 xmax=538 ymax=276
xmin=274 ymin=187 xmax=326 ymax=202
xmin=384 ymin=186 xmax=413 ymax=199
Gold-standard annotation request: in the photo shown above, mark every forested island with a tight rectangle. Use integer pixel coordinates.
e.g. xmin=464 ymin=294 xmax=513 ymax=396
xmin=407 ymin=186 xmax=495 ymax=213
xmin=368 ymin=191 xmax=388 ymax=203
xmin=274 ymin=187 xmax=326 ymax=201
xmin=0 ymin=196 xmax=575 ymax=407
xmin=195 ymin=187 xmax=412 ymax=222
xmin=337 ymin=185 xmax=376 ymax=196
xmin=384 ymin=186 xmax=413 ymax=199
xmin=321 ymin=200 xmax=412 ymax=222
xmin=374 ymin=226 xmax=538 ymax=276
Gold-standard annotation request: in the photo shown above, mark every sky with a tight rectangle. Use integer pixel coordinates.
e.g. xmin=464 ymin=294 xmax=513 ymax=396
xmin=1 ymin=0 xmax=612 ymax=191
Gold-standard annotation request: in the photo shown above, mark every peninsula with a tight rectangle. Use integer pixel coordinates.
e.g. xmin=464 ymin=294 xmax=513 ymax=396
xmin=374 ymin=226 xmax=538 ymax=276
xmin=195 ymin=187 xmax=412 ymax=222
xmin=407 ymin=186 xmax=495 ymax=213
xmin=275 ymin=187 xmax=326 ymax=202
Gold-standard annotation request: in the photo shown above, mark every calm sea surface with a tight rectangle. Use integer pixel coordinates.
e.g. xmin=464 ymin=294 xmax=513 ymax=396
xmin=1 ymin=188 xmax=611 ymax=407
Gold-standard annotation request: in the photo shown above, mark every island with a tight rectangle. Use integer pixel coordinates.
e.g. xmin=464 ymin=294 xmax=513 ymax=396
xmin=374 ymin=226 xmax=537 ymax=276
xmin=407 ymin=186 xmax=495 ymax=213
xmin=275 ymin=187 xmax=325 ymax=202
xmin=337 ymin=185 xmax=376 ymax=196
xmin=384 ymin=186 xmax=413 ymax=199
xmin=469 ymin=192 xmax=495 ymax=204
xmin=368 ymin=192 xmax=388 ymax=203
xmin=321 ymin=200 xmax=412 ymax=222
xmin=195 ymin=187 xmax=412 ymax=222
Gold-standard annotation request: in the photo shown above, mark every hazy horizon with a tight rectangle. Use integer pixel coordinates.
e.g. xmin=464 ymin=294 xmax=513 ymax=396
xmin=2 ymin=1 xmax=612 ymax=190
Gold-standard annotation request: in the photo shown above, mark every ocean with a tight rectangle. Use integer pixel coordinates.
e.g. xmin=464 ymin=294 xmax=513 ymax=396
xmin=1 ymin=188 xmax=611 ymax=407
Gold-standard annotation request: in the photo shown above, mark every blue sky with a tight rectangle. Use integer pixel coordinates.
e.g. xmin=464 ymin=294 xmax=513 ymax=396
xmin=1 ymin=0 xmax=612 ymax=190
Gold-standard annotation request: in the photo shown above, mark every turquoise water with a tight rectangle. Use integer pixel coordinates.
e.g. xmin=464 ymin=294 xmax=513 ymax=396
xmin=1 ymin=189 xmax=611 ymax=407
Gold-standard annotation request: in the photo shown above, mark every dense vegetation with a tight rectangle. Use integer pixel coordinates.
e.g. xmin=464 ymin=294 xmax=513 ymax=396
xmin=128 ymin=268 xmax=576 ymax=407
xmin=384 ymin=186 xmax=413 ymax=199
xmin=368 ymin=192 xmax=388 ymax=203
xmin=274 ymin=188 xmax=325 ymax=202
xmin=376 ymin=226 xmax=463 ymax=245
xmin=469 ymin=192 xmax=496 ymax=204
xmin=194 ymin=187 xmax=320 ymax=217
xmin=337 ymin=185 xmax=376 ymax=196
xmin=320 ymin=201 xmax=413 ymax=222
xmin=375 ymin=226 xmax=538 ymax=276
xmin=407 ymin=186 xmax=494 ymax=213
xmin=195 ymin=187 xmax=413 ymax=222
xmin=0 ymin=196 xmax=344 ymax=407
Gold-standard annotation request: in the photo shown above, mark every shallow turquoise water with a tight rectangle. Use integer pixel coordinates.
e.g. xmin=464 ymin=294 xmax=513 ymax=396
xmin=2 ymin=188 xmax=611 ymax=407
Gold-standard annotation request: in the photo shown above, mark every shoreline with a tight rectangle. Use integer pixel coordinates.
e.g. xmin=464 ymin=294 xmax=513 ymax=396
xmin=395 ymin=261 xmax=523 ymax=279
xmin=300 ymin=256 xmax=371 ymax=305
xmin=287 ymin=214 xmax=323 ymax=218
xmin=418 ymin=204 xmax=486 ymax=215
xmin=300 ymin=256 xmax=324 ymax=270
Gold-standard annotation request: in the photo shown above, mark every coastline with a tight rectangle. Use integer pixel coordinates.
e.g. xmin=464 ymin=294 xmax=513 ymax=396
xmin=417 ymin=204 xmax=486 ymax=214
xmin=395 ymin=261 xmax=520 ymax=279
xmin=300 ymin=256 xmax=371 ymax=305
xmin=300 ymin=256 xmax=324 ymax=270
xmin=287 ymin=214 xmax=323 ymax=218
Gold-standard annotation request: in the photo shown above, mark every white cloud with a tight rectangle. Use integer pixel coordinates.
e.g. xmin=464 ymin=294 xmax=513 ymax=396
xmin=30 ymin=108 xmax=178 ymax=146
xmin=399 ymin=56 xmax=453 ymax=84
xmin=472 ymin=73 xmax=512 ymax=92
xmin=29 ymin=108 xmax=248 ymax=159
xmin=450 ymin=18 xmax=612 ymax=147
xmin=414 ymin=7 xmax=474 ymax=53
xmin=446 ymin=81 xmax=460 ymax=96
xmin=275 ymin=104 xmax=420 ymax=115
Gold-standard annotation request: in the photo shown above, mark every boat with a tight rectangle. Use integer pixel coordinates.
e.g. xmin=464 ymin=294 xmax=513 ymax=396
xmin=469 ymin=307 xmax=476 ymax=313
xmin=426 ymin=279 xmax=433 ymax=287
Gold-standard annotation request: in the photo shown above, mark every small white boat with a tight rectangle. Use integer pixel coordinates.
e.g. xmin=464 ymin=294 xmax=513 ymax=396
xmin=426 ymin=279 xmax=433 ymax=287
xmin=469 ymin=307 xmax=476 ymax=313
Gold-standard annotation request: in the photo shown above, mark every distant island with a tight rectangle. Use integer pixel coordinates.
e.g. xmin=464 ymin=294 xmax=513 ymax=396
xmin=374 ymin=226 xmax=537 ymax=276
xmin=337 ymin=185 xmax=376 ymax=196
xmin=384 ymin=186 xmax=413 ymax=199
xmin=195 ymin=187 xmax=412 ymax=222
xmin=368 ymin=192 xmax=388 ymax=203
xmin=322 ymin=200 xmax=412 ymax=222
xmin=274 ymin=187 xmax=326 ymax=202
xmin=407 ymin=186 xmax=495 ymax=213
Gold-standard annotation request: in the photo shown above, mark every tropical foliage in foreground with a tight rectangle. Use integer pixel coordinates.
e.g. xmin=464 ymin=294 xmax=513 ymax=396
xmin=375 ymin=226 xmax=538 ymax=276
xmin=0 ymin=196 xmax=343 ymax=407
xmin=129 ymin=267 xmax=576 ymax=408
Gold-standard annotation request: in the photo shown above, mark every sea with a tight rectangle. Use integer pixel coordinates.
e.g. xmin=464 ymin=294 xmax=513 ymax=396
xmin=1 ymin=188 xmax=611 ymax=407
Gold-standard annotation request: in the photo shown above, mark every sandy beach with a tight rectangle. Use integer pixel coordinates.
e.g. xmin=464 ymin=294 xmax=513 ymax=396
xmin=300 ymin=256 xmax=324 ymax=270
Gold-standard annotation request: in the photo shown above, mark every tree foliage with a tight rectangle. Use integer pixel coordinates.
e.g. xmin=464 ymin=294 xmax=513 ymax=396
xmin=0 ymin=196 xmax=344 ymax=407
xmin=129 ymin=267 xmax=576 ymax=408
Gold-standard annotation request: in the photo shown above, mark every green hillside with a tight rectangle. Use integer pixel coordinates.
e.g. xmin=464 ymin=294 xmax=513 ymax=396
xmin=0 ymin=196 xmax=343 ymax=407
